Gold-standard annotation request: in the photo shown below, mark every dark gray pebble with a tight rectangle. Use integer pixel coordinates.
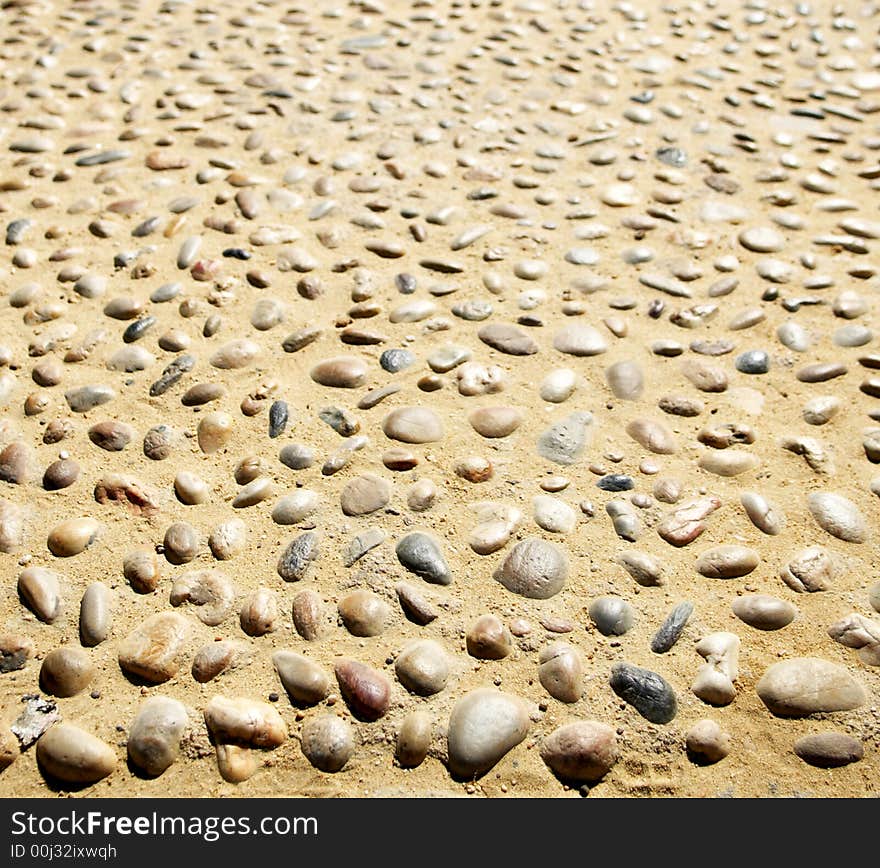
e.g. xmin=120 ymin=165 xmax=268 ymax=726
xmin=610 ymin=662 xmax=677 ymax=724
xmin=650 ymin=601 xmax=694 ymax=653
xmin=735 ymin=350 xmax=769 ymax=374
xmin=149 ymin=355 xmax=195 ymax=397
xmin=268 ymin=401 xmax=289 ymax=438
xmin=597 ymin=474 xmax=633 ymax=492
xmin=396 ymin=533 xmax=451 ymax=585
xmin=380 ymin=349 xmax=416 ymax=373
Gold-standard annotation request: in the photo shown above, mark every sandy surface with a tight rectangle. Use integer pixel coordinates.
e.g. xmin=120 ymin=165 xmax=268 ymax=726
xmin=1 ymin=0 xmax=879 ymax=798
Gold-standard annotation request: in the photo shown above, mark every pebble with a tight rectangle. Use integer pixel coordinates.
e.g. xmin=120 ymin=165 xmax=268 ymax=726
xmin=197 ymin=412 xmax=233 ymax=454
xmin=494 ymin=538 xmax=568 ymax=599
xmin=589 ymin=597 xmax=635 ymax=636
xmin=651 ymin=602 xmax=693 ymax=654
xmin=292 ymin=590 xmax=324 ymax=641
xmin=395 ymin=640 xmax=450 ymax=696
xmin=686 ymin=720 xmax=730 ymax=765
xmin=695 ymin=545 xmax=759 ymax=579
xmin=272 ymin=491 xmax=319 ymax=525
xmin=733 ymin=595 xmax=796 ymax=631
xmin=192 ymin=642 xmax=239 ymax=683
xmin=88 ymin=421 xmax=132 ymax=452
xmin=0 ymin=634 xmax=33 ymax=673
xmin=626 ymin=418 xmax=677 ymax=454
xmin=692 ymin=633 xmax=739 ymax=706
xmin=540 ymin=369 xmax=577 ymax=403
xmin=301 ymin=715 xmax=355 ymax=773
xmin=382 ymin=407 xmax=444 ymax=443
xmin=48 ymin=517 xmax=101 ymax=558
xmin=793 ymin=733 xmax=864 ymax=769
xmin=446 ymin=689 xmax=529 ymax=779
xmin=65 ymin=384 xmax=115 ymax=413
xmin=277 ymin=532 xmax=319 ymax=582
xmin=396 ymin=532 xmax=451 ymax=585
xmin=204 ymin=696 xmax=286 ymax=748
xmin=739 ymin=227 xmax=785 ymax=253
xmin=143 ymin=425 xmax=175 ymax=460
xmin=657 ymin=496 xmax=721 ymax=547
xmin=118 ymin=612 xmax=190 ymax=684
xmin=279 ymin=443 xmax=314 ymax=470
xmin=340 ymin=474 xmax=391 ymax=516
xmin=397 ymin=712 xmax=432 ymax=769
xmin=123 ymin=549 xmax=161 ymax=593
xmin=232 ymin=477 xmax=274 ymax=509
xmin=380 ymin=348 xmax=416 ymax=373
xmin=540 ymin=721 xmax=618 ymax=782
xmin=273 ymin=651 xmax=330 ymax=706
xmin=533 ymin=496 xmax=576 ymax=534
xmin=618 ymin=551 xmax=666 ymax=587
xmin=807 ymin=492 xmax=867 ymax=543
xmin=605 ymin=361 xmax=644 ymax=400
xmin=79 ymin=582 xmax=112 ymax=647
xmin=466 ymin=615 xmax=513 ymax=660
xmin=537 ymin=412 xmax=594 ymax=465
xmin=128 ymin=697 xmax=188 ymax=777
xmin=208 ymin=519 xmax=247 ymax=561
xmin=538 ymin=643 xmax=583 ymax=703
xmin=163 ymin=522 xmax=200 ymax=565
xmin=40 ymin=648 xmax=95 ymax=698
xmin=0 ymin=442 xmax=31 ymax=483
xmin=468 ymin=406 xmax=522 ymax=438
xmin=36 ymin=724 xmax=116 ymax=784
xmin=311 ymin=356 xmax=369 ymax=389
xmin=0 ymin=500 xmax=24 ymax=553
xmin=553 ymin=324 xmax=607 ymax=356
xmin=478 ymin=323 xmax=538 ymax=356
xmin=756 ymin=658 xmax=866 ymax=717
xmin=338 ymin=590 xmax=391 ymax=637
xmin=395 ymin=583 xmax=439 ymax=625
xmin=740 ymin=492 xmax=785 ymax=535
xmin=335 ymin=660 xmax=391 ymax=721
xmin=609 ymin=662 xmax=677 ymax=724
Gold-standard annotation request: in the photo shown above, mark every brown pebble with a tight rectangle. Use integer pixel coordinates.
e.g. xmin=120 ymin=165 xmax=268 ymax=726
xmin=0 ymin=442 xmax=31 ymax=484
xmin=335 ymin=660 xmax=391 ymax=721
xmin=466 ymin=614 xmax=513 ymax=659
xmin=192 ymin=641 xmax=239 ymax=683
xmin=88 ymin=420 xmax=132 ymax=451
xmin=43 ymin=458 xmax=79 ymax=490
xmin=455 ymin=456 xmax=493 ymax=482
xmin=292 ymin=589 xmax=323 ymax=641
xmin=338 ymin=590 xmax=391 ymax=637
xmin=163 ymin=522 xmax=200 ymax=565
xmin=40 ymin=647 xmax=95 ymax=697
xmin=123 ymin=548 xmax=161 ymax=593
xmin=47 ymin=517 xmax=102 ymax=557
xmin=239 ymin=589 xmax=278 ymax=637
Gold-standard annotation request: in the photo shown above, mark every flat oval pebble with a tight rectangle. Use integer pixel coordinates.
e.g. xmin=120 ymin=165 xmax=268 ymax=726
xmin=468 ymin=406 xmax=522 ymax=438
xmin=397 ymin=712 xmax=433 ymax=769
xmin=310 ymin=356 xmax=367 ymax=388
xmin=335 ymin=660 xmax=391 ymax=721
xmin=301 ymin=715 xmax=355 ymax=773
xmin=610 ymin=662 xmax=677 ymax=724
xmin=807 ymin=492 xmax=867 ymax=543
xmin=338 ymin=590 xmax=391 ymax=637
xmin=589 ymin=597 xmax=635 ymax=636
xmin=79 ymin=582 xmax=112 ymax=647
xmin=756 ymin=658 xmax=866 ymax=717
xmin=382 ymin=407 xmax=444 ymax=443
xmin=732 ymin=595 xmax=797 ymax=631
xmin=553 ymin=324 xmax=607 ymax=356
xmin=18 ymin=567 xmax=63 ymax=623
xmin=37 ymin=724 xmax=116 ymax=784
xmin=446 ymin=689 xmax=529 ymax=779
xmin=47 ymin=518 xmax=101 ymax=557
xmin=203 ymin=696 xmax=286 ymax=748
xmin=395 ymin=640 xmax=450 ymax=696
xmin=696 ymin=545 xmax=759 ymax=579
xmin=793 ymin=733 xmax=864 ymax=768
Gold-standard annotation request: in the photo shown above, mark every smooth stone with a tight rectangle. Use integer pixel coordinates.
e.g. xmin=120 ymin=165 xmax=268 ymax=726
xmin=537 ymin=412 xmax=594 ymax=465
xmin=338 ymin=590 xmax=391 ymax=637
xmin=395 ymin=583 xmax=439 ymax=625
xmin=427 ymin=345 xmax=471 ymax=373
xmin=311 ymin=356 xmax=368 ymax=388
xmin=446 ymin=689 xmax=529 ymax=779
xmin=208 ymin=519 xmax=247 ymax=561
xmin=203 ymin=696 xmax=286 ymax=748
xmin=651 ymin=601 xmax=694 ymax=653
xmin=396 ymin=532 xmax=451 ymax=585
xmin=340 ymin=474 xmax=391 ymax=517
xmin=143 ymin=425 xmax=175 ymax=460
xmin=272 ymin=490 xmax=319 ymax=525
xmin=0 ymin=499 xmax=24 ymax=552
xmin=740 ymin=492 xmax=785 ymax=535
xmin=680 ymin=359 xmax=728 ymax=393
xmin=128 ymin=697 xmax=188 ymax=776
xmin=495 ymin=538 xmax=568 ymax=600
xmin=469 ymin=406 xmax=522 ymax=438
xmin=699 ymin=450 xmax=758 ymax=477
xmin=777 ymin=321 xmax=811 ymax=351
xmin=657 ymin=496 xmax=721 ymax=546
xmin=466 ymin=615 xmax=513 ymax=660
xmin=397 ymin=712 xmax=432 ymax=768
xmin=48 ymin=517 xmax=101 ymax=557
xmin=65 ymin=385 xmax=116 ymax=412
xmin=605 ymin=360 xmax=644 ymax=400
xmin=335 ymin=660 xmax=391 ymax=721
xmin=382 ymin=407 xmax=444 ymax=443
xmin=209 ymin=340 xmax=259 ymax=370
xmin=279 ymin=443 xmax=314 ymax=470
xmin=292 ymin=590 xmax=324 ymax=640
xmin=610 ymin=662 xmax=677 ymax=724
xmin=239 ymin=589 xmax=278 ymax=637
xmin=88 ymin=421 xmax=133 ymax=452
xmin=794 ymin=733 xmax=864 ymax=768
xmin=163 ymin=522 xmax=200 ymax=565
xmin=540 ymin=721 xmax=618 ymax=782
xmin=36 ymin=724 xmax=116 ymax=784
xmin=40 ymin=648 xmax=94 ymax=697
xmin=107 ymin=345 xmax=155 ymax=372
xmin=277 ymin=532 xmax=319 ymax=582
xmin=626 ymin=418 xmax=677 ymax=454
xmin=232 ymin=477 xmax=274 ymax=509
xmin=273 ymin=651 xmax=330 ymax=706
xmin=123 ymin=549 xmax=161 ymax=593
xmin=478 ymin=323 xmax=538 ymax=356
xmin=686 ymin=720 xmax=730 ymax=764
xmin=739 ymin=226 xmax=785 ymax=253
xmin=538 ymin=642 xmax=584 ymax=703
xmin=192 ymin=641 xmax=239 ymax=683
xmin=301 ymin=715 xmax=355 ymax=773
xmin=0 ymin=442 xmax=31 ymax=483
xmin=735 ymin=350 xmax=769 ymax=374
xmin=197 ymin=412 xmax=233 ymax=454
xmin=174 ymin=471 xmax=210 ymax=506
xmin=407 ymin=479 xmax=437 ymax=512
xmin=79 ymin=582 xmax=112 ymax=646
xmin=118 ymin=612 xmax=190 ymax=684
xmin=215 ymin=743 xmax=258 ymax=784
xmin=533 ymin=496 xmax=576 ymax=534
xmin=250 ymin=298 xmax=284 ymax=331
xmin=589 ymin=597 xmax=635 ymax=636
xmin=395 ymin=640 xmax=450 ymax=696
xmin=540 ymin=368 xmax=577 ymax=403
xmin=380 ymin=348 xmax=416 ymax=373
xmin=344 ymin=528 xmax=385 ymax=566
xmin=733 ymin=595 xmax=796 ymax=631
xmin=18 ymin=567 xmax=63 ymax=622
xmin=553 ymin=324 xmax=608 ymax=356
xmin=827 ymin=614 xmax=880 ymax=665
xmin=756 ymin=658 xmax=866 ymax=716
xmin=696 ymin=545 xmax=759 ymax=579
xmin=808 ymin=492 xmax=867 ymax=543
